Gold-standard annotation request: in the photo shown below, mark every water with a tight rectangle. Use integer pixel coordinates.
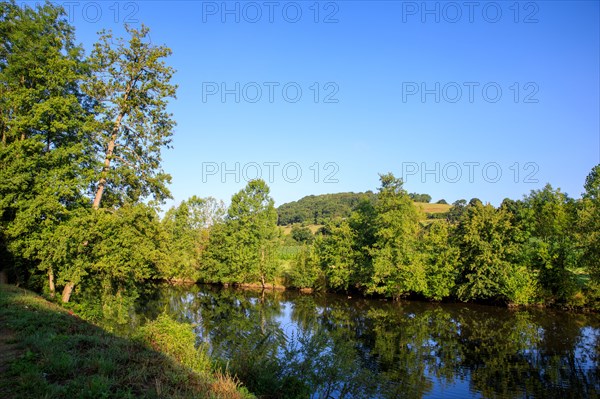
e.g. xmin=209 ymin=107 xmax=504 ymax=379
xmin=135 ymin=284 xmax=600 ymax=398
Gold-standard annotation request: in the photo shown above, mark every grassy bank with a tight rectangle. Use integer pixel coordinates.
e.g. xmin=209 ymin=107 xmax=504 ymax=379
xmin=0 ymin=284 xmax=254 ymax=399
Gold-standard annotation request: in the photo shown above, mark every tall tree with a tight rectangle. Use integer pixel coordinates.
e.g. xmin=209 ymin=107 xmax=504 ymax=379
xmin=316 ymin=218 xmax=356 ymax=292
xmin=348 ymin=198 xmax=377 ymax=289
xmin=453 ymin=201 xmax=536 ymax=304
xmin=0 ymin=1 xmax=92 ymax=293
xmin=521 ymin=184 xmax=577 ymax=301
xmin=420 ymin=220 xmax=459 ymax=301
xmin=85 ymin=25 xmax=177 ymax=209
xmin=162 ymin=196 xmax=225 ymax=281
xmin=368 ymin=173 xmax=425 ymax=298
xmin=578 ymin=165 xmax=600 ymax=284
xmin=229 ymin=180 xmax=279 ymax=287
xmin=202 ymin=180 xmax=279 ymax=288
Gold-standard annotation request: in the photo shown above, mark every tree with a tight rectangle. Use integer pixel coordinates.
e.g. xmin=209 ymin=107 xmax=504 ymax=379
xmin=348 ymin=199 xmax=377 ymax=289
xmin=85 ymin=25 xmax=177 ymax=209
xmin=409 ymin=193 xmax=432 ymax=203
xmin=291 ymin=225 xmax=313 ymax=243
xmin=202 ymin=180 xmax=279 ymax=288
xmin=453 ymin=202 xmax=536 ymax=304
xmin=162 ymin=196 xmax=225 ymax=281
xmin=276 ymin=191 xmax=377 ymax=225
xmin=420 ymin=220 xmax=459 ymax=301
xmin=0 ymin=2 xmax=93 ymax=294
xmin=368 ymin=173 xmax=425 ymax=298
xmin=447 ymin=199 xmax=467 ymax=224
xmin=288 ymin=244 xmax=321 ymax=289
xmin=316 ymin=219 xmax=356 ymax=292
xmin=521 ymin=184 xmax=577 ymax=302
xmin=48 ymin=24 xmax=179 ymax=299
xmin=41 ymin=205 xmax=169 ymax=303
xmin=579 ymin=165 xmax=600 ymax=283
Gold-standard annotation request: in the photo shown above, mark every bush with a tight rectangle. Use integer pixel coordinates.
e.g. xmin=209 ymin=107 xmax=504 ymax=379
xmin=138 ymin=312 xmax=211 ymax=375
xmin=286 ymin=245 xmax=321 ymax=289
xmin=504 ymin=266 xmax=539 ymax=305
xmin=291 ymin=225 xmax=314 ymax=243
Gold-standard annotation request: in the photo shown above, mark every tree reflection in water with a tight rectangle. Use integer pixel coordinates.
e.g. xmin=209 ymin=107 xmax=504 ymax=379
xmin=137 ymin=285 xmax=600 ymax=399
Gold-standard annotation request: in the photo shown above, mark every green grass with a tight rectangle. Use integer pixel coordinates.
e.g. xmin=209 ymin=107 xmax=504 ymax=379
xmin=0 ymin=285 xmax=254 ymax=399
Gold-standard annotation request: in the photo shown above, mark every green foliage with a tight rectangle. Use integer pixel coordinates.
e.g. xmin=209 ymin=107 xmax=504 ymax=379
xmin=347 ymin=199 xmax=377 ymax=288
xmin=162 ymin=196 xmax=225 ymax=281
xmin=0 ymin=1 xmax=94 ymax=288
xmin=290 ymin=224 xmax=313 ymax=243
xmin=316 ymin=219 xmax=356 ymax=292
xmin=287 ymin=244 xmax=321 ymax=289
xmin=453 ymin=202 xmax=537 ymax=304
xmin=0 ymin=3 xmax=179 ymax=304
xmin=579 ymin=165 xmax=600 ymax=284
xmin=202 ymin=180 xmax=279 ymax=286
xmin=409 ymin=193 xmax=432 ymax=203
xmin=86 ymin=24 xmax=177 ymax=209
xmin=138 ymin=312 xmax=212 ymax=375
xmin=368 ymin=173 xmax=425 ymax=298
xmin=446 ymin=199 xmax=467 ymax=224
xmin=419 ymin=220 xmax=459 ymax=301
xmin=520 ymin=184 xmax=578 ymax=302
xmin=277 ymin=191 xmax=377 ymax=225
xmin=1 ymin=0 xmax=599 ymax=330
xmin=41 ymin=205 xmax=168 ymax=291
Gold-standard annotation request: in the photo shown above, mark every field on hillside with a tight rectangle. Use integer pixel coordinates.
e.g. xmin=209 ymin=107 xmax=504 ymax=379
xmin=280 ymin=224 xmax=323 ymax=235
xmin=415 ymin=202 xmax=452 ymax=214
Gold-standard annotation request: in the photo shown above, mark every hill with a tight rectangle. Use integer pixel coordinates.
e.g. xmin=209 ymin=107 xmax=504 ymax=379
xmin=277 ymin=192 xmax=450 ymax=225
xmin=277 ymin=192 xmax=377 ymax=225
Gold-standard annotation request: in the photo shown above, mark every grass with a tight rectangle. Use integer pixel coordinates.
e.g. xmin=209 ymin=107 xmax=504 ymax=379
xmin=414 ymin=202 xmax=452 ymax=214
xmin=280 ymin=224 xmax=323 ymax=235
xmin=0 ymin=284 xmax=254 ymax=399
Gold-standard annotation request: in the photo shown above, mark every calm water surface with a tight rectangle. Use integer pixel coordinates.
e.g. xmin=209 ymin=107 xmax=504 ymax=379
xmin=135 ymin=285 xmax=600 ymax=399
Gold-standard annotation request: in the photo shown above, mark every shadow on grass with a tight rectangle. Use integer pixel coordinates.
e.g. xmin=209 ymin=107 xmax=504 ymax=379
xmin=0 ymin=285 xmax=251 ymax=399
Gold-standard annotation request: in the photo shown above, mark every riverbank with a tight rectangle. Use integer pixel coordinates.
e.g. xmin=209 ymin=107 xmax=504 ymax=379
xmin=0 ymin=284 xmax=254 ymax=399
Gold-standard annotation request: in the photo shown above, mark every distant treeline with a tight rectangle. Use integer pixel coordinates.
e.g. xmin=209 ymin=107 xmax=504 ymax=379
xmin=155 ymin=167 xmax=600 ymax=309
xmin=214 ymin=169 xmax=600 ymax=308
xmin=277 ymin=191 xmax=441 ymax=225
xmin=277 ymin=192 xmax=377 ymax=225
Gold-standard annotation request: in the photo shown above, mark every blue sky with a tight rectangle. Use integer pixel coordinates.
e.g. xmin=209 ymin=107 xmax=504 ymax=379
xmin=45 ymin=0 xmax=600 ymax=207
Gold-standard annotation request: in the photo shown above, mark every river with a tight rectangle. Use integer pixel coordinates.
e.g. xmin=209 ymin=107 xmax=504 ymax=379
xmin=132 ymin=284 xmax=600 ymax=398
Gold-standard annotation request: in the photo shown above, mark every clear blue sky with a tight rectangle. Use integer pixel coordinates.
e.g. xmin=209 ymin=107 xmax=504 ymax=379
xmin=47 ymin=0 xmax=600 ymax=207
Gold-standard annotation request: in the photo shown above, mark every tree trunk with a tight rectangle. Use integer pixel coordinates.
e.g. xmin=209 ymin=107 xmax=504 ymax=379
xmin=260 ymin=247 xmax=266 ymax=289
xmin=48 ymin=269 xmax=55 ymax=298
xmin=61 ymin=282 xmax=75 ymax=303
xmin=92 ymin=112 xmax=125 ymax=209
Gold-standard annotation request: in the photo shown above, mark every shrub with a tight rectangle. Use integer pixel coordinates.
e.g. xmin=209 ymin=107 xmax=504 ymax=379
xmin=138 ymin=312 xmax=211 ymax=375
